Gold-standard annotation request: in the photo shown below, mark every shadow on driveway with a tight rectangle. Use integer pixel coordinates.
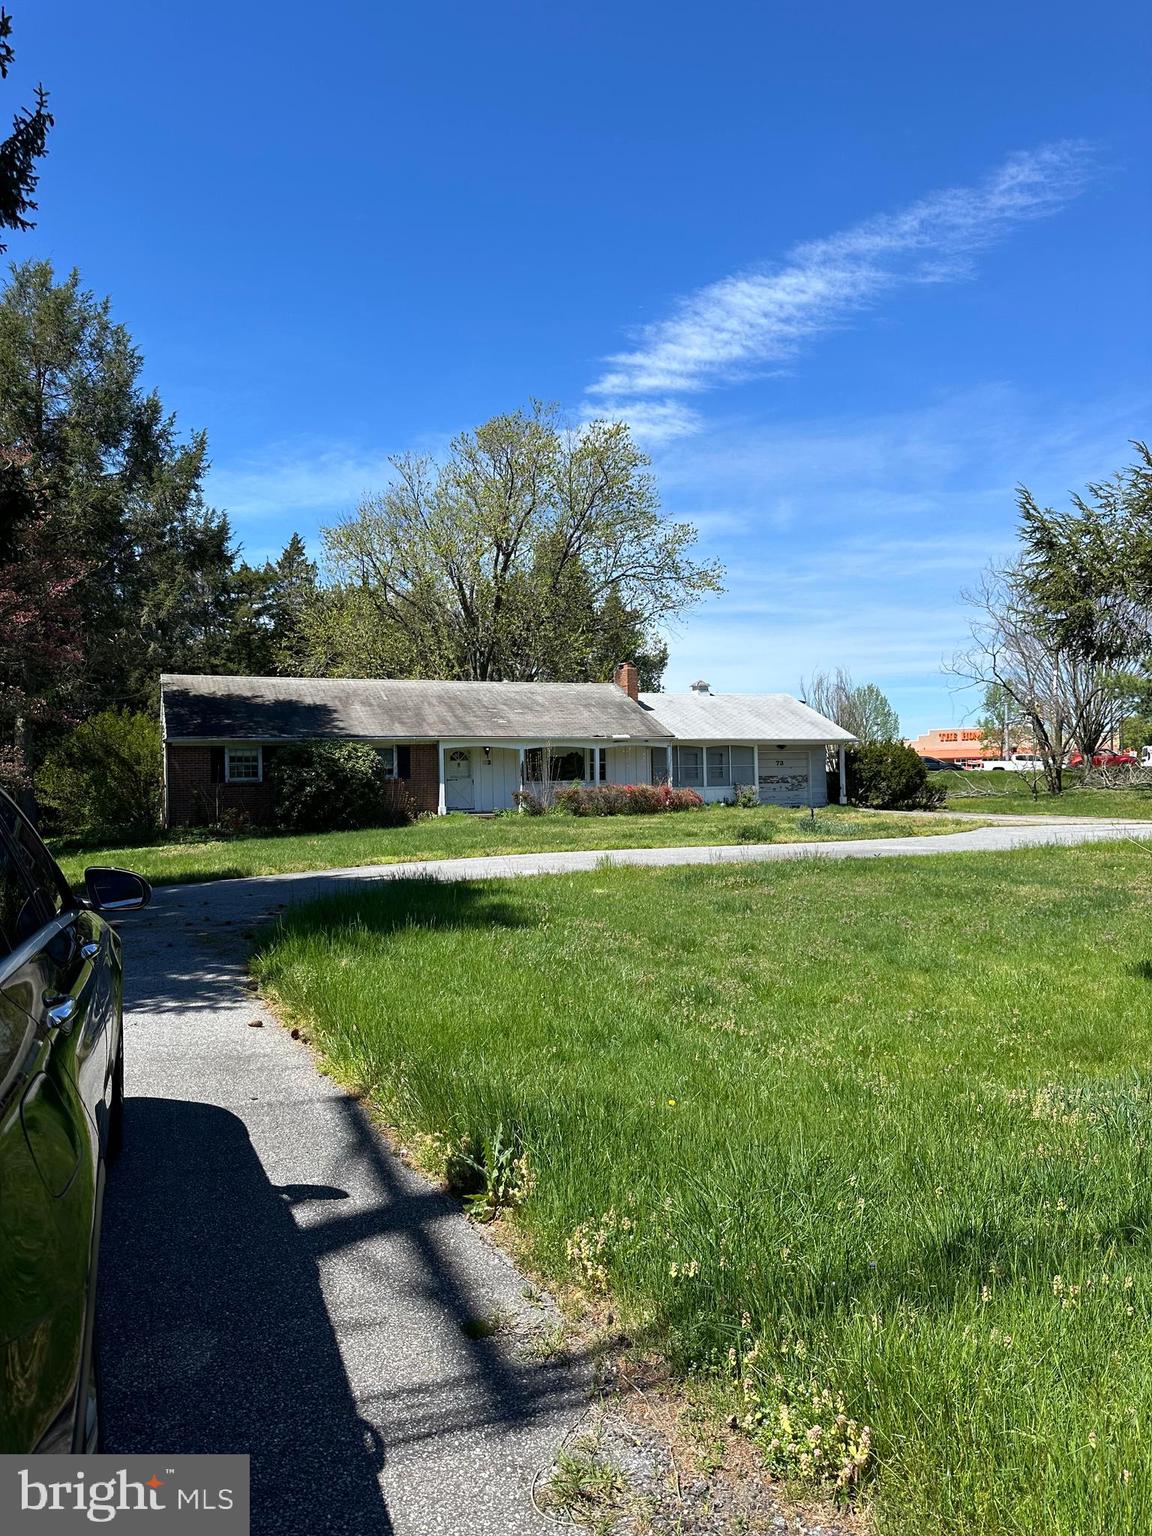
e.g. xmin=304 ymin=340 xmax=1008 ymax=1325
xmin=98 ymin=1097 xmax=394 ymax=1535
xmin=98 ymin=1093 xmax=596 ymax=1534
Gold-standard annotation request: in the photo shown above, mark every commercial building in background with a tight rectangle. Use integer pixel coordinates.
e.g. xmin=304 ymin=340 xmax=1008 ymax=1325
xmin=906 ymin=727 xmax=991 ymax=763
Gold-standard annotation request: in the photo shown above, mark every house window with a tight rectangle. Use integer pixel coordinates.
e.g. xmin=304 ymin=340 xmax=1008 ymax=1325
xmin=675 ymin=747 xmax=703 ymax=787
xmin=375 ymin=746 xmax=396 ymax=778
xmin=549 ymin=749 xmax=586 ymax=782
xmin=523 ymin=748 xmax=589 ymax=782
xmin=224 ymin=747 xmax=262 ymax=784
xmin=730 ymin=746 xmax=754 ymax=786
xmin=706 ymin=747 xmax=730 ymax=786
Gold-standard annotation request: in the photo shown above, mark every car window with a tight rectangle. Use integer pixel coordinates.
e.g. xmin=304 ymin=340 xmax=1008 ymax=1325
xmin=0 ymin=796 xmax=70 ymax=934
xmin=0 ymin=828 xmax=34 ymax=956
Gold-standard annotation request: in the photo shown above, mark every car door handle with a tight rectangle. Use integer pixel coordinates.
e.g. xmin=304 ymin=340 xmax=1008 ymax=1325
xmin=79 ymin=941 xmax=101 ymax=961
xmin=46 ymin=996 xmax=79 ymax=1032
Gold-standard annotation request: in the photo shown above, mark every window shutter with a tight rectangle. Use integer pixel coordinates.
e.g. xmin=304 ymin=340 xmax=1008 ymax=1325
xmin=210 ymin=747 xmax=225 ymax=783
xmin=397 ymin=745 xmax=412 ymax=779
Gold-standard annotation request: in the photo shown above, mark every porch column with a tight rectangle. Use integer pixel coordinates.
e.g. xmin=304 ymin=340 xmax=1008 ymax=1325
xmin=437 ymin=741 xmax=447 ymax=815
xmin=665 ymin=744 xmax=673 ymax=785
xmin=517 ymin=746 xmax=525 ymax=811
xmin=838 ymin=745 xmax=847 ymax=805
xmin=593 ymin=745 xmax=602 ymax=784
xmin=752 ymin=744 xmax=760 ymax=803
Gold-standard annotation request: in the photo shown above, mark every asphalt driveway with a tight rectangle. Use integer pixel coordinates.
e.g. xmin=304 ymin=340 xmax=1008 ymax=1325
xmin=96 ymin=817 xmax=1152 ymax=1533
xmin=96 ymin=879 xmax=593 ymax=1536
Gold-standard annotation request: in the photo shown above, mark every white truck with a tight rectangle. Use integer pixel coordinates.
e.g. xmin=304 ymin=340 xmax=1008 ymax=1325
xmin=974 ymin=753 xmax=1045 ymax=772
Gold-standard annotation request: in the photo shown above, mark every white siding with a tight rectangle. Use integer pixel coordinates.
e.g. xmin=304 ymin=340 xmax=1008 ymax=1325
xmin=471 ymin=746 xmax=521 ymax=812
xmin=604 ymin=744 xmax=650 ymax=784
xmin=664 ymin=740 xmax=829 ymax=807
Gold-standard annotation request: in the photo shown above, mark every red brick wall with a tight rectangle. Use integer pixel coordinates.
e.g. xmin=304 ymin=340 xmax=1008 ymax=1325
xmin=407 ymin=743 xmax=440 ymax=813
xmin=165 ymin=746 xmax=275 ymax=827
xmin=166 ymin=741 xmax=444 ymax=826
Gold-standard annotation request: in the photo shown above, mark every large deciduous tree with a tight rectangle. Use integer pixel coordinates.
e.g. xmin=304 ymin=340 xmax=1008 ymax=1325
xmin=307 ymin=404 xmax=721 ymax=685
xmin=801 ymin=667 xmax=900 ymax=743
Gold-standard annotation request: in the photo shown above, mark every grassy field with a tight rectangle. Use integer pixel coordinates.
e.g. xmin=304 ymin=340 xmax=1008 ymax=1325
xmin=51 ymin=802 xmax=965 ymax=888
xmin=253 ymin=842 xmax=1152 ymax=1535
xmin=933 ymin=768 xmax=1152 ymax=819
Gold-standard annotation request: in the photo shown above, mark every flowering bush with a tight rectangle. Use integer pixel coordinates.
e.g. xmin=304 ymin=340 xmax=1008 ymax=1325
xmin=554 ymin=782 xmax=705 ymax=816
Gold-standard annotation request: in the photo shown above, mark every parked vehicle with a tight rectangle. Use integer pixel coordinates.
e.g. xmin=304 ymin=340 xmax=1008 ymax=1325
xmin=1067 ymin=750 xmax=1138 ymax=768
xmin=974 ymin=754 xmax=1045 ymax=772
xmin=918 ymin=756 xmax=965 ymax=772
xmin=0 ymin=788 xmax=150 ymax=1453
xmin=1141 ymin=746 xmax=1152 ymax=769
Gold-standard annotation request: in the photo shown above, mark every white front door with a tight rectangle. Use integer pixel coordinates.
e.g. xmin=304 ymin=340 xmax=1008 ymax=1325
xmin=445 ymin=748 xmax=474 ymax=810
xmin=758 ymin=750 xmax=811 ymax=806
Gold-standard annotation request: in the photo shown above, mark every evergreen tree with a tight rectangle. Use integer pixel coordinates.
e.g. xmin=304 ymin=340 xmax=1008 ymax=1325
xmin=0 ymin=261 xmax=236 ymax=738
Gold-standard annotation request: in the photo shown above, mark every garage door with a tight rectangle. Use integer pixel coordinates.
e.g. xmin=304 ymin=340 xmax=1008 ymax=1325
xmin=758 ymin=751 xmax=811 ymax=806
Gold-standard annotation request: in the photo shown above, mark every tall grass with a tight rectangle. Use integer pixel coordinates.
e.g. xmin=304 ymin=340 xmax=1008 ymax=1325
xmin=932 ymin=769 xmax=1152 ymax=819
xmin=252 ymin=843 xmax=1152 ymax=1534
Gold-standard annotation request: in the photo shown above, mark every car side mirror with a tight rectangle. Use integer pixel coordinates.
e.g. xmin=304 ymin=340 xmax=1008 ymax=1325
xmin=84 ymin=867 xmax=153 ymax=912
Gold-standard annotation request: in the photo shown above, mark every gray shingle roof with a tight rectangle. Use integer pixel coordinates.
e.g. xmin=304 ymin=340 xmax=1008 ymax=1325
xmin=161 ymin=674 xmax=672 ymax=742
xmin=638 ymin=691 xmax=855 ymax=744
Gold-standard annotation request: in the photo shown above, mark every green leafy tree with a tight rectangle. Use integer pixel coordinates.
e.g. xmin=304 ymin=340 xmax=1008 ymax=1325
xmin=37 ymin=710 xmax=162 ymax=836
xmin=0 ymin=7 xmax=52 ymax=251
xmin=309 ymin=403 xmax=722 ymax=684
xmin=802 ymin=668 xmax=900 ymax=743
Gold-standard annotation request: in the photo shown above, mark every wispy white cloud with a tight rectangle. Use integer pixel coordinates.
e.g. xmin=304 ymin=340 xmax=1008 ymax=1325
xmin=205 ymin=443 xmax=396 ymax=523
xmin=587 ymin=142 xmax=1094 ymax=410
xmin=579 ymin=397 xmax=703 ymax=445
xmin=651 ymin=386 xmax=1144 ymax=733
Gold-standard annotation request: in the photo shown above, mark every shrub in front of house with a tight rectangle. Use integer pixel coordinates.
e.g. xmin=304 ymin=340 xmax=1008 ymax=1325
xmin=554 ymin=783 xmax=705 ymax=816
xmin=268 ymin=742 xmax=415 ymax=831
xmin=846 ymin=741 xmax=945 ymax=811
xmin=37 ymin=709 xmax=163 ymax=837
xmin=512 ymin=789 xmax=548 ymax=814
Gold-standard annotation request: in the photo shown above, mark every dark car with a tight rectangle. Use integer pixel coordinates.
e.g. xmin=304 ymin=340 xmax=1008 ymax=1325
xmin=919 ymin=756 xmax=965 ymax=772
xmin=0 ymin=789 xmax=150 ymax=1453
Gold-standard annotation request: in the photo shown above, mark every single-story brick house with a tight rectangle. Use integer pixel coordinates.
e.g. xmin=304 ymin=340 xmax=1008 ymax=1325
xmin=159 ymin=664 xmax=855 ymax=826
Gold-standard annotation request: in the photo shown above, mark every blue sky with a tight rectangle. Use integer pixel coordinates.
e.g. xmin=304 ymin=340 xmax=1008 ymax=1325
xmin=17 ymin=0 xmax=1151 ymax=734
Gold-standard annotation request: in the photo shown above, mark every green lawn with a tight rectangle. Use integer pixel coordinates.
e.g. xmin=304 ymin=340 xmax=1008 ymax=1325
xmin=253 ymin=843 xmax=1152 ymax=1536
xmin=932 ymin=768 xmax=1152 ymax=819
xmin=51 ymin=802 xmax=966 ymax=888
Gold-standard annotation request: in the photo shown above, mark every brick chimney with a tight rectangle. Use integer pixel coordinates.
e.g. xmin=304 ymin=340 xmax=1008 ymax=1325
xmin=613 ymin=661 xmax=639 ymax=702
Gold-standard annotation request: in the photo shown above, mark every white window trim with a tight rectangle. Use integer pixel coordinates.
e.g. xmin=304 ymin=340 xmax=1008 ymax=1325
xmin=224 ymin=745 xmax=263 ymax=784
